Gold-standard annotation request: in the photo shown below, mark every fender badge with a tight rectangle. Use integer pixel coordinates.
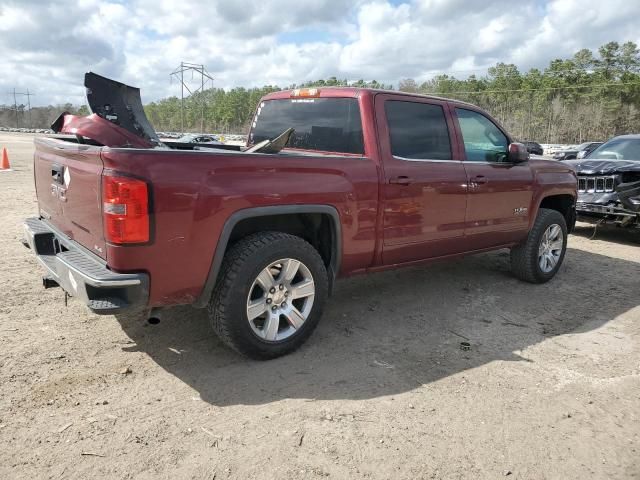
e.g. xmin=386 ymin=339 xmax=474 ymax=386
xmin=514 ymin=207 xmax=528 ymax=215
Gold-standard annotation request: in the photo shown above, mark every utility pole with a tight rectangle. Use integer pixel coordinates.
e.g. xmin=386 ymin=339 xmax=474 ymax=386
xmin=26 ymin=89 xmax=32 ymax=128
xmin=13 ymin=88 xmax=18 ymax=129
xmin=170 ymin=62 xmax=214 ymax=134
xmin=201 ymin=68 xmax=205 ymax=133
xmin=179 ymin=62 xmax=184 ymax=133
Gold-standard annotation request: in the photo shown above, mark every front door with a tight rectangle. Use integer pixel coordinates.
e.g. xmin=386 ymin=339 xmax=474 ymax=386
xmin=376 ymin=94 xmax=468 ymax=265
xmin=453 ymin=107 xmax=534 ymax=249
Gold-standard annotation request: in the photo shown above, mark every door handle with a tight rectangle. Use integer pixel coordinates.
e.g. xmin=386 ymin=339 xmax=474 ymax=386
xmin=470 ymin=175 xmax=488 ymax=186
xmin=389 ymin=176 xmax=412 ymax=185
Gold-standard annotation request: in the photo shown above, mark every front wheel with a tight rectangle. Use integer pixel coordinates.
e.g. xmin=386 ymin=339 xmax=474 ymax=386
xmin=209 ymin=232 xmax=328 ymax=359
xmin=510 ymin=208 xmax=568 ymax=283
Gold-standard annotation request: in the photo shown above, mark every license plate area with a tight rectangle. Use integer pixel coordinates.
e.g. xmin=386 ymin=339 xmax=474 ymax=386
xmin=30 ymin=231 xmax=68 ymax=256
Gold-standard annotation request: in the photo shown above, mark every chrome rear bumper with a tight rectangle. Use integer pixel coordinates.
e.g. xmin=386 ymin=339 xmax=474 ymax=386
xmin=22 ymin=217 xmax=149 ymax=314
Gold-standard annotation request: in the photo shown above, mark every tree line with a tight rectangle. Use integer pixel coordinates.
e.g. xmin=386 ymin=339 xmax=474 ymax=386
xmin=2 ymin=41 xmax=638 ymax=144
xmin=0 ymin=103 xmax=88 ymax=131
xmin=404 ymin=41 xmax=640 ymax=143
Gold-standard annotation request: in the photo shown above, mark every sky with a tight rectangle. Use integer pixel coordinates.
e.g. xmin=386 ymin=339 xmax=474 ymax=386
xmin=1 ymin=0 xmax=639 ymax=106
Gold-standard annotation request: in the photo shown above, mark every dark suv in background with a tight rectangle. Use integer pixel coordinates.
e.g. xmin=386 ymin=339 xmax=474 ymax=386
xmin=566 ymin=135 xmax=640 ymax=229
xmin=553 ymin=141 xmax=603 ymax=160
xmin=523 ymin=141 xmax=544 ymax=155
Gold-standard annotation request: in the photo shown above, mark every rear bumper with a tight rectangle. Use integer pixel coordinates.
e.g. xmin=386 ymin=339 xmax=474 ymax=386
xmin=22 ymin=217 xmax=149 ymax=314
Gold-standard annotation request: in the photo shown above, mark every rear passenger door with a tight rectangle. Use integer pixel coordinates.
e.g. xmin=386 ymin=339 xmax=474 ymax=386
xmin=453 ymin=107 xmax=534 ymax=249
xmin=376 ymin=94 xmax=468 ymax=265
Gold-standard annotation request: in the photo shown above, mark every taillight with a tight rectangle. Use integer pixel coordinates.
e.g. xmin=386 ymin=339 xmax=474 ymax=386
xmin=102 ymin=174 xmax=149 ymax=244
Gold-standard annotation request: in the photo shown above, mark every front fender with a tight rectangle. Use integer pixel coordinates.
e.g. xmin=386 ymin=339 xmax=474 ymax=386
xmin=528 ymin=164 xmax=577 ymax=231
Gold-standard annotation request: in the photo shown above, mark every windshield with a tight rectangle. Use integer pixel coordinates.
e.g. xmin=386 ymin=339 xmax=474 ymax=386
xmin=250 ymin=98 xmax=364 ymax=154
xmin=588 ymin=138 xmax=640 ymax=161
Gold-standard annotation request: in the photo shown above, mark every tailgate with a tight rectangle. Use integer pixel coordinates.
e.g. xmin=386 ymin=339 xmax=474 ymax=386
xmin=34 ymin=137 xmax=106 ymax=259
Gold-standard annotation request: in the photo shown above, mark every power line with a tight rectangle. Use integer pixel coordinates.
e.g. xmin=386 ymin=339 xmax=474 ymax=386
xmin=428 ymin=80 xmax=640 ymax=95
xmin=418 ymin=65 xmax=640 ymax=81
xmin=423 ymin=66 xmax=598 ymax=76
xmin=31 ymin=93 xmax=86 ymax=97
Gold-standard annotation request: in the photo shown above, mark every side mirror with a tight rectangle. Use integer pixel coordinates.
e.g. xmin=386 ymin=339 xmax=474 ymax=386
xmin=577 ymin=150 xmax=587 ymax=159
xmin=508 ymin=142 xmax=530 ymax=163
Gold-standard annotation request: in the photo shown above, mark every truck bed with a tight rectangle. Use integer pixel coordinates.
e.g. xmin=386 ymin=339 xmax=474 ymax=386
xmin=32 ymin=134 xmax=379 ymax=307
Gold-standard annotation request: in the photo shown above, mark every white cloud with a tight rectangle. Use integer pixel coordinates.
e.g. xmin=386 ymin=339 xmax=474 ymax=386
xmin=510 ymin=0 xmax=640 ymax=66
xmin=0 ymin=0 xmax=638 ymax=106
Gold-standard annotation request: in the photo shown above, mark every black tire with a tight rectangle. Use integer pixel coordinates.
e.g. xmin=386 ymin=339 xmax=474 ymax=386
xmin=510 ymin=208 xmax=568 ymax=283
xmin=208 ymin=232 xmax=329 ymax=360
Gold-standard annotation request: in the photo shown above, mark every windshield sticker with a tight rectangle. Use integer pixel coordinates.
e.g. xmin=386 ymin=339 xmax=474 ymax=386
xmin=252 ymin=104 xmax=264 ymax=130
xmin=291 ymin=99 xmax=315 ymax=103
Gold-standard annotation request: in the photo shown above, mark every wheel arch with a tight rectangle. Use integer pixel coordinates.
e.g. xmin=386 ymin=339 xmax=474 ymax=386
xmin=534 ymin=193 xmax=577 ymax=233
xmin=193 ymin=205 xmax=341 ymax=308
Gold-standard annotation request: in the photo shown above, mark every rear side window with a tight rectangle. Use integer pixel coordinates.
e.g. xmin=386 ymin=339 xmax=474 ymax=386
xmin=385 ymin=101 xmax=452 ymax=160
xmin=250 ymin=98 xmax=364 ymax=154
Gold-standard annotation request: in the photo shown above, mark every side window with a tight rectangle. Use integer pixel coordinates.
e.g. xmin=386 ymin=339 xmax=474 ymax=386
xmin=455 ymin=108 xmax=508 ymax=162
xmin=385 ymin=101 xmax=452 ymax=160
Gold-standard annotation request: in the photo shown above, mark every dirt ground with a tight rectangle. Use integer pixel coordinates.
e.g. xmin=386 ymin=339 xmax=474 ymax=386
xmin=0 ymin=132 xmax=639 ymax=480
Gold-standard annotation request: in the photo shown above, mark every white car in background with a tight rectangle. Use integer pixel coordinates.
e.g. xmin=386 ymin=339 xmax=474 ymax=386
xmin=176 ymin=133 xmax=224 ymax=145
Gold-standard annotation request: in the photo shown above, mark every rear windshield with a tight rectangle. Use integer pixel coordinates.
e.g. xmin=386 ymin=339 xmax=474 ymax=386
xmin=250 ymin=98 xmax=364 ymax=154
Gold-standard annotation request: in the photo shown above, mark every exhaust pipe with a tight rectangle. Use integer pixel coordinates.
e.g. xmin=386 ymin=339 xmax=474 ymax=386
xmin=147 ymin=307 xmax=163 ymax=325
xmin=42 ymin=276 xmax=59 ymax=289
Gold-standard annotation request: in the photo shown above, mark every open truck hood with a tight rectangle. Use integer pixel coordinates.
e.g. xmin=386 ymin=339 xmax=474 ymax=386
xmin=51 ymin=72 xmax=288 ymax=154
xmin=40 ymin=72 xmax=162 ymax=259
xmin=564 ymin=158 xmax=640 ymax=175
xmin=51 ymin=72 xmax=161 ymax=148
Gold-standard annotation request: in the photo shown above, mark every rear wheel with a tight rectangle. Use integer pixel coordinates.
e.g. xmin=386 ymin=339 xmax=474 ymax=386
xmin=209 ymin=232 xmax=328 ymax=359
xmin=510 ymin=208 xmax=568 ymax=283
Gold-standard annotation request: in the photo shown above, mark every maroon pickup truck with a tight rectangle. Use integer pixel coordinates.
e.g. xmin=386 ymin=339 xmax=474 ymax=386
xmin=23 ymin=73 xmax=577 ymax=359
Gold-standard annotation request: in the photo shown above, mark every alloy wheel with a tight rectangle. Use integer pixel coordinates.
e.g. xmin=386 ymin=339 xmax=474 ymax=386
xmin=538 ymin=224 xmax=563 ymax=273
xmin=246 ymin=258 xmax=315 ymax=342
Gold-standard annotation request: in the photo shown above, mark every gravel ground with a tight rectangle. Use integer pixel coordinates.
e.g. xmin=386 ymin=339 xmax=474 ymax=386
xmin=1 ymin=132 xmax=639 ymax=480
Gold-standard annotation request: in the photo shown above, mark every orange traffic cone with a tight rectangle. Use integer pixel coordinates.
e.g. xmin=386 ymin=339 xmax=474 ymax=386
xmin=1 ymin=148 xmax=10 ymax=171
